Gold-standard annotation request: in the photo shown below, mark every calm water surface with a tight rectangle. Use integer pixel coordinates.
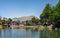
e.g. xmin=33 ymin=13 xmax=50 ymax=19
xmin=0 ymin=29 xmax=60 ymax=38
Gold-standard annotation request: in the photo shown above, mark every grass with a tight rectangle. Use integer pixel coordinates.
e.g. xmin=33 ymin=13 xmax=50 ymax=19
xmin=39 ymin=26 xmax=52 ymax=31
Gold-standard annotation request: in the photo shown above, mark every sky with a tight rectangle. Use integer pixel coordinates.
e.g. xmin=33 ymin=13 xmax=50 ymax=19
xmin=0 ymin=0 xmax=58 ymax=18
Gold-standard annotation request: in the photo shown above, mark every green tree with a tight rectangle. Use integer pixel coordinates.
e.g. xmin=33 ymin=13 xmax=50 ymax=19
xmin=40 ymin=3 xmax=52 ymax=24
xmin=8 ymin=18 xmax=12 ymax=22
xmin=7 ymin=18 xmax=12 ymax=25
xmin=31 ymin=17 xmax=39 ymax=25
xmin=32 ymin=17 xmax=36 ymax=23
xmin=16 ymin=21 xmax=20 ymax=25
xmin=0 ymin=20 xmax=2 ymax=25
xmin=53 ymin=0 xmax=60 ymax=22
xmin=40 ymin=0 xmax=60 ymax=25
xmin=0 ymin=16 xmax=2 ymax=25
xmin=26 ymin=20 xmax=30 ymax=26
xmin=2 ymin=20 xmax=5 ymax=25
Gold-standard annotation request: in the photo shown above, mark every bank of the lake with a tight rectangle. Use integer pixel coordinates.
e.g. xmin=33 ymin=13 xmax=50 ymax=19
xmin=0 ymin=25 xmax=53 ymax=31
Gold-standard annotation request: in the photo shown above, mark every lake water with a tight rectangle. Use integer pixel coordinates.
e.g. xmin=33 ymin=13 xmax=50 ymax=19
xmin=0 ymin=29 xmax=60 ymax=38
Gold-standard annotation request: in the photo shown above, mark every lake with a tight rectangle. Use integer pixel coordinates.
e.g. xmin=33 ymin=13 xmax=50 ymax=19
xmin=0 ymin=29 xmax=60 ymax=38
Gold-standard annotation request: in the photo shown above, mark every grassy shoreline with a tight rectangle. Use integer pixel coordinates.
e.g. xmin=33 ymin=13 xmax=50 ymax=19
xmin=0 ymin=25 xmax=59 ymax=31
xmin=10 ymin=25 xmax=52 ymax=31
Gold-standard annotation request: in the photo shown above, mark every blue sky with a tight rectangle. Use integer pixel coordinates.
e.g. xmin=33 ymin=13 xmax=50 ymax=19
xmin=0 ymin=0 xmax=58 ymax=18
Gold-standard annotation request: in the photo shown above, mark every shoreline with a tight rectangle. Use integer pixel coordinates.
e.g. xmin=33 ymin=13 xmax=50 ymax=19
xmin=10 ymin=25 xmax=52 ymax=31
xmin=0 ymin=25 xmax=59 ymax=31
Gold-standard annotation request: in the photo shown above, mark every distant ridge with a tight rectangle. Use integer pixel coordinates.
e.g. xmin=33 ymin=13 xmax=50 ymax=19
xmin=12 ymin=16 xmax=38 ymax=22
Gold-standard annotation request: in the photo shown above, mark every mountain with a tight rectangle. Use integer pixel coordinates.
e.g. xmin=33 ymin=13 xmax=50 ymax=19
xmin=12 ymin=16 xmax=38 ymax=23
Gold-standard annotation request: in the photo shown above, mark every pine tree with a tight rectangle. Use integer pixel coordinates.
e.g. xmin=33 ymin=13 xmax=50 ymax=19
xmin=40 ymin=3 xmax=52 ymax=24
xmin=53 ymin=0 xmax=60 ymax=22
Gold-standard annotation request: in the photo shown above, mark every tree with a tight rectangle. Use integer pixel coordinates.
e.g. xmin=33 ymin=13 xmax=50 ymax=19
xmin=26 ymin=20 xmax=30 ymax=26
xmin=7 ymin=18 xmax=12 ymax=25
xmin=40 ymin=3 xmax=52 ymax=24
xmin=8 ymin=18 xmax=12 ymax=22
xmin=16 ymin=21 xmax=20 ymax=25
xmin=40 ymin=0 xmax=60 ymax=29
xmin=0 ymin=18 xmax=1 ymax=25
xmin=32 ymin=17 xmax=36 ymax=23
xmin=0 ymin=16 xmax=2 ymax=25
xmin=52 ymin=0 xmax=60 ymax=30
xmin=0 ymin=16 xmax=1 ymax=20
xmin=53 ymin=0 xmax=60 ymax=22
xmin=31 ymin=17 xmax=39 ymax=25
xmin=2 ymin=20 xmax=5 ymax=25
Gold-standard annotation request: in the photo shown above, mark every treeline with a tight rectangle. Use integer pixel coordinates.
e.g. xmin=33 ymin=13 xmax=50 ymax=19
xmin=0 ymin=17 xmax=12 ymax=26
xmin=26 ymin=0 xmax=60 ymax=26
xmin=40 ymin=0 xmax=60 ymax=25
xmin=26 ymin=17 xmax=40 ymax=26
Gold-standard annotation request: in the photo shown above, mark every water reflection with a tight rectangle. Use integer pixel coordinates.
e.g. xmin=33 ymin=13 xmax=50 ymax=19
xmin=40 ymin=30 xmax=48 ymax=38
xmin=0 ymin=30 xmax=2 ymax=38
xmin=40 ymin=30 xmax=60 ymax=38
xmin=2 ymin=29 xmax=12 ymax=38
xmin=0 ymin=29 xmax=60 ymax=38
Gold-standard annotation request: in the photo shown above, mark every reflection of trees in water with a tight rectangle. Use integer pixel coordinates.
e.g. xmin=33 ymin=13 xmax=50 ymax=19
xmin=31 ymin=30 xmax=40 ymax=38
xmin=2 ymin=29 xmax=12 ymax=38
xmin=40 ymin=30 xmax=60 ymax=38
xmin=49 ymin=31 xmax=60 ymax=38
xmin=40 ymin=30 xmax=48 ymax=38
xmin=0 ymin=30 xmax=2 ymax=38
